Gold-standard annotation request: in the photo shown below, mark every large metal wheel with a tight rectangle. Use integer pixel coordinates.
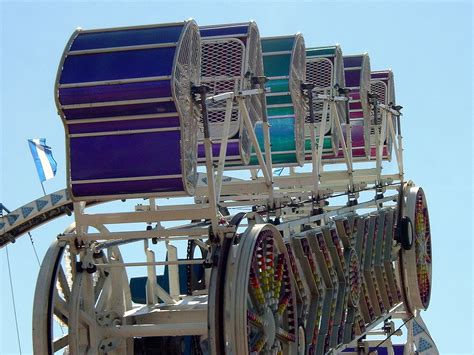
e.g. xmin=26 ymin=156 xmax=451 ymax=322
xmin=223 ymin=223 xmax=298 ymax=354
xmin=400 ymin=186 xmax=432 ymax=312
xmin=32 ymin=225 xmax=132 ymax=354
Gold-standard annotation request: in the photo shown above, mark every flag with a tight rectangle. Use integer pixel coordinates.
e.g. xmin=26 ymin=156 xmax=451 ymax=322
xmin=273 ymin=167 xmax=284 ymax=176
xmin=28 ymin=138 xmax=57 ymax=182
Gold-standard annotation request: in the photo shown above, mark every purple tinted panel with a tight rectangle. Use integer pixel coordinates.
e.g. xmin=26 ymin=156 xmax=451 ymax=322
xmin=343 ymin=55 xmax=363 ymax=67
xmin=200 ymin=24 xmax=249 ymax=38
xmin=370 ymin=146 xmax=389 ymax=158
xmin=343 ymin=348 xmax=388 ymax=355
xmin=63 ymin=101 xmax=177 ymax=120
xmin=393 ymin=345 xmax=405 ymax=355
xmin=349 ymin=101 xmax=362 ymax=110
xmin=70 ymin=130 xmax=182 ymax=180
xmin=323 ymin=124 xmax=367 ymax=159
xmin=347 ymin=125 xmax=365 ymax=147
xmin=68 ymin=116 xmax=180 ymax=134
xmin=349 ymin=111 xmax=364 ymax=119
xmin=349 ymin=91 xmax=361 ymax=99
xmin=198 ymin=141 xmax=240 ymax=159
xmin=60 ymin=47 xmax=175 ymax=84
xmin=59 ymin=80 xmax=172 ymax=105
xmin=344 ymin=70 xmax=361 ymax=87
xmin=72 ymin=178 xmax=184 ymax=197
xmin=71 ymin=25 xmax=184 ymax=51
xmin=370 ymin=71 xmax=390 ymax=80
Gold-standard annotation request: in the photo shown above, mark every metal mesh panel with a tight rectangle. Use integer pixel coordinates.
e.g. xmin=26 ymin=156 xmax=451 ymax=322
xmin=372 ymin=81 xmax=387 ymax=104
xmin=369 ymin=78 xmax=392 ymax=159
xmin=289 ymin=34 xmax=306 ymax=165
xmin=370 ymin=81 xmax=387 ymax=124
xmin=359 ymin=54 xmax=372 ymax=156
xmin=200 ymin=39 xmax=244 ymax=139
xmin=241 ymin=22 xmax=265 ymax=165
xmin=329 ymin=46 xmax=346 ymax=152
xmin=173 ymin=20 xmax=201 ymax=194
xmin=306 ymin=58 xmax=332 ymax=127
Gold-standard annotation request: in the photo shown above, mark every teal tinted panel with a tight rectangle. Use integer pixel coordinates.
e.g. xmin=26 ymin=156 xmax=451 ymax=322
xmin=250 ymin=116 xmax=297 ymax=165
xmin=266 ymin=79 xmax=290 ymax=93
xmin=267 ymin=94 xmax=292 ymax=106
xmin=268 ymin=106 xmax=294 ymax=116
xmin=305 ymin=137 xmax=333 ymax=150
xmin=263 ymin=54 xmax=291 ymax=77
xmin=262 ymin=37 xmax=295 ymax=52
xmin=306 ymin=46 xmax=337 ymax=58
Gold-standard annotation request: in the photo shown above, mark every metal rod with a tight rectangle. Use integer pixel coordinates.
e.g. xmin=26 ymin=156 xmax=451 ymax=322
xmin=103 ymin=323 xmax=207 ymax=337
xmin=238 ymin=98 xmax=272 ymax=186
xmin=197 ymin=85 xmax=219 ymax=234
xmin=95 ymin=259 xmax=206 ymax=268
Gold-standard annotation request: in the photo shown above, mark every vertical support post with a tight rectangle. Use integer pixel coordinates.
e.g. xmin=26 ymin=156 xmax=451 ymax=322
xmin=166 ymin=242 xmax=180 ymax=300
xmin=73 ymin=201 xmax=87 ymax=245
xmin=253 ymin=75 xmax=274 ymax=207
xmin=372 ymin=94 xmax=383 ymax=184
xmin=332 ymin=102 xmax=355 ymax=193
xmin=405 ymin=317 xmax=415 ymax=355
xmin=238 ymin=98 xmax=272 ymax=186
xmin=144 ymin=239 xmax=157 ymax=305
xmin=301 ymin=83 xmax=324 ymax=197
xmin=214 ymin=96 xmax=235 ymax=204
xmin=194 ymin=85 xmax=219 ymax=234
xmin=316 ymin=100 xmax=328 ymax=193
xmin=395 ymin=107 xmax=404 ymax=180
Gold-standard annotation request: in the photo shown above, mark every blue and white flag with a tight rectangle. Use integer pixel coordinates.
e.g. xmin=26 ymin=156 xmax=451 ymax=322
xmin=28 ymin=138 xmax=57 ymax=182
xmin=273 ymin=167 xmax=284 ymax=176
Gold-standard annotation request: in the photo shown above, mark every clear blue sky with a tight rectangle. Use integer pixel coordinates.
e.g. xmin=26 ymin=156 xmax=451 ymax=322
xmin=1 ymin=1 xmax=472 ymax=354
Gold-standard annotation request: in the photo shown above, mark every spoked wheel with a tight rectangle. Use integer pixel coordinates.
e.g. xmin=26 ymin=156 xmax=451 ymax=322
xmin=400 ymin=186 xmax=432 ymax=312
xmin=186 ymin=238 xmax=209 ymax=295
xmin=224 ymin=223 xmax=298 ymax=354
xmin=32 ymin=225 xmax=132 ymax=354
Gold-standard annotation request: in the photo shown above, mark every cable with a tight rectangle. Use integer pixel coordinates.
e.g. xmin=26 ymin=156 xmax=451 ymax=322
xmin=5 ymin=246 xmax=23 ymax=354
xmin=368 ymin=315 xmax=414 ymax=354
xmin=28 ymin=232 xmax=41 ymax=266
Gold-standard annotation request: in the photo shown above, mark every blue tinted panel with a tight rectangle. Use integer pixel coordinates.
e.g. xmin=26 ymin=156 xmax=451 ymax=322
xmin=70 ymin=130 xmax=182 ymax=180
xmin=71 ymin=25 xmax=184 ymax=51
xmin=63 ymin=101 xmax=177 ymax=120
xmin=60 ymin=47 xmax=175 ymax=84
xmin=59 ymin=80 xmax=172 ymax=105
xmin=343 ymin=55 xmax=363 ymax=68
xmin=200 ymin=24 xmax=249 ymax=38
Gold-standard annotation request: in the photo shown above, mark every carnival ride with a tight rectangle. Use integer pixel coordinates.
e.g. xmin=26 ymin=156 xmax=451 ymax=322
xmin=0 ymin=19 xmax=438 ymax=354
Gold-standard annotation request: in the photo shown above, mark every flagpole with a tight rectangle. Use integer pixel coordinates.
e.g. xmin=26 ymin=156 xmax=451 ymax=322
xmin=40 ymin=181 xmax=47 ymax=196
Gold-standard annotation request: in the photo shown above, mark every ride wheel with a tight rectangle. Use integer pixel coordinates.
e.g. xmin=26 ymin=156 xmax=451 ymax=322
xmin=400 ymin=186 xmax=432 ymax=311
xmin=223 ymin=223 xmax=298 ymax=354
xmin=32 ymin=225 xmax=132 ymax=354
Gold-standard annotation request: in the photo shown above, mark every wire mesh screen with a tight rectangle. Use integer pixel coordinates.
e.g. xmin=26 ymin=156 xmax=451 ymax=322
xmin=173 ymin=20 xmax=201 ymax=194
xmin=369 ymin=75 xmax=393 ymax=160
xmin=306 ymin=58 xmax=333 ymax=127
xmin=290 ymin=34 xmax=307 ymax=164
xmin=201 ymin=39 xmax=244 ymax=139
xmin=241 ymin=22 xmax=265 ymax=164
xmin=370 ymin=81 xmax=387 ymax=123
